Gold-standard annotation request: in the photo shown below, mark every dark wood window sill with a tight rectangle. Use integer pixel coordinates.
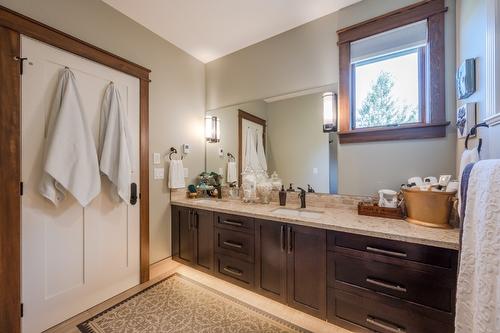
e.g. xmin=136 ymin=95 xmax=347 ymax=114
xmin=338 ymin=122 xmax=450 ymax=144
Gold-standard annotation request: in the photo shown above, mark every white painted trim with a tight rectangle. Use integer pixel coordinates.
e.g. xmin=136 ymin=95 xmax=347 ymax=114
xmin=263 ymin=83 xmax=337 ymax=103
xmin=485 ymin=0 xmax=500 ymax=119
xmin=484 ymin=112 xmax=500 ymax=126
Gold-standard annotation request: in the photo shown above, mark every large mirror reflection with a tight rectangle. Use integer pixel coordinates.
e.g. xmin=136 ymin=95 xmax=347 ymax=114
xmin=206 ymin=87 xmax=338 ymax=195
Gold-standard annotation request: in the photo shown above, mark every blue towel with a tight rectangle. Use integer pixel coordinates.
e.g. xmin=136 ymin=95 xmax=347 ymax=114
xmin=459 ymin=162 xmax=475 ymax=252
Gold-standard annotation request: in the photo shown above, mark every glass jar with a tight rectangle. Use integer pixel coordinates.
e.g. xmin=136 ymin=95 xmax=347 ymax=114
xmin=256 ymin=181 xmax=273 ymax=204
xmin=269 ymin=171 xmax=282 ymax=191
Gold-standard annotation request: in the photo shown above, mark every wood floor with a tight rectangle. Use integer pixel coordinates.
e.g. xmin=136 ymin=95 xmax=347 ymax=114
xmin=44 ymin=258 xmax=352 ymax=333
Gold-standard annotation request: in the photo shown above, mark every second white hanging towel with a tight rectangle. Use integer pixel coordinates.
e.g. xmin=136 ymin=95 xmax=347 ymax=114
xmin=99 ymin=82 xmax=134 ymax=203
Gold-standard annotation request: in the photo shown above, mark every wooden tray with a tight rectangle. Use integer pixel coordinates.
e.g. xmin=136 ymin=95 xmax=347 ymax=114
xmin=357 ymin=202 xmax=404 ymax=220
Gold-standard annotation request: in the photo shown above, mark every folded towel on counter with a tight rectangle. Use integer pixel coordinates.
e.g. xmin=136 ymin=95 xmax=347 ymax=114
xmin=168 ymin=159 xmax=185 ymax=189
xmin=455 ymin=159 xmax=500 ymax=333
xmin=458 ymin=147 xmax=480 ymax=216
xmin=99 ymin=83 xmax=134 ymax=204
xmin=227 ymin=161 xmax=237 ymax=183
xmin=39 ymin=68 xmax=101 ymax=207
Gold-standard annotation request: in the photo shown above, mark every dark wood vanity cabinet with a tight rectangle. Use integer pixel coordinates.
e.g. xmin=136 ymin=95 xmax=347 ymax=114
xmin=214 ymin=212 xmax=256 ymax=288
xmin=171 ymin=205 xmax=458 ymax=331
xmin=171 ymin=205 xmax=214 ymax=273
xmin=255 ymin=220 xmax=327 ymax=319
xmin=327 ymin=231 xmax=458 ymax=333
xmin=255 ymin=220 xmax=287 ymax=303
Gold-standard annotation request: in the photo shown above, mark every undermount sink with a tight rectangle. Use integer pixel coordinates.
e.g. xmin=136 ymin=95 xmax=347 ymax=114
xmin=193 ymin=198 xmax=227 ymax=204
xmin=193 ymin=199 xmax=214 ymax=204
xmin=272 ymin=208 xmax=324 ymax=219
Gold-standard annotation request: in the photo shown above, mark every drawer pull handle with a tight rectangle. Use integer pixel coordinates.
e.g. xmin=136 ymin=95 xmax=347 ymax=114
xmin=287 ymin=226 xmax=293 ymax=254
xmin=223 ymin=266 xmax=243 ymax=276
xmin=366 ymin=246 xmax=407 ymax=258
xmin=221 ymin=220 xmax=243 ymax=227
xmin=223 ymin=241 xmax=243 ymax=249
xmin=367 ymin=316 xmax=406 ymax=333
xmin=366 ymin=277 xmax=407 ymax=293
xmin=280 ymin=225 xmax=285 ymax=252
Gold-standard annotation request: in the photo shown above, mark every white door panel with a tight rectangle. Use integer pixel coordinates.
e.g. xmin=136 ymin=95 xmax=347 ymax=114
xmin=21 ymin=36 xmax=140 ymax=333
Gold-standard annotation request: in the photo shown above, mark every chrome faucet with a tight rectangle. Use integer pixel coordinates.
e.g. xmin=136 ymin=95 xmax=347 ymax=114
xmin=297 ymin=187 xmax=306 ymax=208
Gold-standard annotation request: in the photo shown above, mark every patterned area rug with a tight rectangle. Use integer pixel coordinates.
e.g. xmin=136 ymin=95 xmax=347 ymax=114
xmin=78 ymin=273 xmax=311 ymax=333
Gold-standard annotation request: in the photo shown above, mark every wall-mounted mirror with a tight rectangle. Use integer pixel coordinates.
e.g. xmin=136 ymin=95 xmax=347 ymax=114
xmin=205 ymin=84 xmax=456 ymax=197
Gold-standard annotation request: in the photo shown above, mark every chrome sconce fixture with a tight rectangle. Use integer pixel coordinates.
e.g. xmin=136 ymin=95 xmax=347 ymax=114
xmin=205 ymin=115 xmax=220 ymax=143
xmin=322 ymin=92 xmax=337 ymax=132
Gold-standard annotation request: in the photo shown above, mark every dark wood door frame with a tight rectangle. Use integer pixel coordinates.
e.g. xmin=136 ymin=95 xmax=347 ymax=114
xmin=0 ymin=6 xmax=151 ymax=333
xmin=237 ymin=109 xmax=266 ymax=186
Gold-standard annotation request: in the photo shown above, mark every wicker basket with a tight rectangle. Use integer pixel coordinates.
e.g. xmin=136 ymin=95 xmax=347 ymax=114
xmin=402 ymin=189 xmax=457 ymax=228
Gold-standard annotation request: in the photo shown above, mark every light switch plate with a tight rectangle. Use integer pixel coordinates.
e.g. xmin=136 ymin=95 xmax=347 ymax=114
xmin=313 ymin=167 xmax=318 ymax=175
xmin=153 ymin=153 xmax=161 ymax=165
xmin=218 ymin=147 xmax=224 ymax=157
xmin=183 ymin=144 xmax=191 ymax=154
xmin=154 ymin=168 xmax=164 ymax=180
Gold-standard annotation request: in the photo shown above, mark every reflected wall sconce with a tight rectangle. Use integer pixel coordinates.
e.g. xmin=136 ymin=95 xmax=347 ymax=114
xmin=205 ymin=115 xmax=220 ymax=143
xmin=322 ymin=92 xmax=338 ymax=133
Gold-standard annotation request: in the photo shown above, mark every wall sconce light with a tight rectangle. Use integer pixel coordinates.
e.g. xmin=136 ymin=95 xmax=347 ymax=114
xmin=205 ymin=116 xmax=220 ymax=143
xmin=322 ymin=92 xmax=337 ymax=133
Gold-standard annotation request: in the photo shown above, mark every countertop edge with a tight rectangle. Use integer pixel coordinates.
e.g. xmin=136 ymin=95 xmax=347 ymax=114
xmin=170 ymin=200 xmax=460 ymax=251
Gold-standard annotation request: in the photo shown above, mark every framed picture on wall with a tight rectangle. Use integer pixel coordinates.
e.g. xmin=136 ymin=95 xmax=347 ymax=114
xmin=456 ymin=103 xmax=476 ymax=138
xmin=456 ymin=58 xmax=476 ymax=100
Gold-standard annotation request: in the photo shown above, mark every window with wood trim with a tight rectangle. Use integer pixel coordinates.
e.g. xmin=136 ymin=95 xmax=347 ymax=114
xmin=337 ymin=0 xmax=449 ymax=144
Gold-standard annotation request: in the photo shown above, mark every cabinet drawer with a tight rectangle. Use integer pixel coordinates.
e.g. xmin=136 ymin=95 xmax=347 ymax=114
xmin=328 ymin=252 xmax=456 ymax=312
xmin=328 ymin=231 xmax=457 ymax=268
xmin=215 ymin=254 xmax=254 ymax=288
xmin=328 ymin=286 xmax=454 ymax=333
xmin=215 ymin=228 xmax=254 ymax=262
xmin=215 ymin=213 xmax=254 ymax=234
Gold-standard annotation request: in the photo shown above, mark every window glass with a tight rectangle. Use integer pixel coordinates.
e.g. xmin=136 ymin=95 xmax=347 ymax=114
xmin=353 ymin=48 xmax=421 ymax=129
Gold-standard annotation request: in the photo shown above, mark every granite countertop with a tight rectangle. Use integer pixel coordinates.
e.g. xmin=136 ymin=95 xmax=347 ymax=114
xmin=171 ymin=197 xmax=460 ymax=250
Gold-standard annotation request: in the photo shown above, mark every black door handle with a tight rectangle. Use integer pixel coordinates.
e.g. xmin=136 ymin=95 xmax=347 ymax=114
xmin=130 ymin=183 xmax=138 ymax=205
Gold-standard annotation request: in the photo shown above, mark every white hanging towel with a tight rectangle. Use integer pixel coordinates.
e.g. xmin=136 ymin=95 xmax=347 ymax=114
xmin=227 ymin=161 xmax=237 ymax=183
xmin=39 ymin=68 xmax=101 ymax=207
xmin=458 ymin=147 xmax=480 ymax=217
xmin=99 ymin=83 xmax=134 ymax=203
xmin=455 ymin=159 xmax=500 ymax=333
xmin=168 ymin=159 xmax=185 ymax=189
xmin=244 ymin=129 xmax=261 ymax=172
xmin=256 ymin=128 xmax=267 ymax=173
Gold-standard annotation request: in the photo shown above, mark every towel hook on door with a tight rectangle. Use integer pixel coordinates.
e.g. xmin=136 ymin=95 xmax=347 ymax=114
xmin=168 ymin=147 xmax=183 ymax=160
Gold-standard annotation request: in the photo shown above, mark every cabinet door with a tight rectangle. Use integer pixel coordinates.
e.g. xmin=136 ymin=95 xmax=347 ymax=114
xmin=255 ymin=220 xmax=287 ymax=303
xmin=287 ymin=224 xmax=327 ymax=319
xmin=193 ymin=209 xmax=214 ymax=272
xmin=172 ymin=205 xmax=194 ymax=265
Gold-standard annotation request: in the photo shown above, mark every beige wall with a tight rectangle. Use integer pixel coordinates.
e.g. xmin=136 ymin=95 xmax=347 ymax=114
xmin=456 ymin=0 xmax=500 ymax=162
xmin=206 ymin=0 xmax=458 ymax=196
xmin=1 ymin=0 xmax=206 ymax=263
xmin=267 ymin=93 xmax=330 ymax=193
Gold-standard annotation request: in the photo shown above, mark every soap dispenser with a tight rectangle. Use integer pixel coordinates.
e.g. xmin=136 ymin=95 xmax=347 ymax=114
xmin=279 ymin=185 xmax=287 ymax=206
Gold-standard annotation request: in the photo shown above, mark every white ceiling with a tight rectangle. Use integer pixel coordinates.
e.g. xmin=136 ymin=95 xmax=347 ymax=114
xmin=101 ymin=0 xmax=361 ymax=63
